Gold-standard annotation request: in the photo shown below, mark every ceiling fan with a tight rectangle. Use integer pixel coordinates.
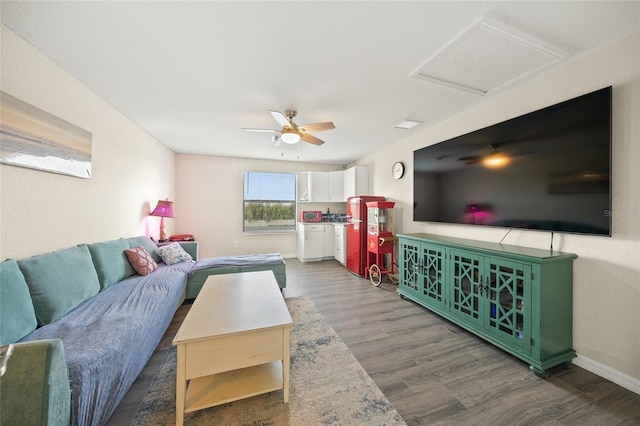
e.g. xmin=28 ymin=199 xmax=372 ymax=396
xmin=242 ymin=110 xmax=335 ymax=146
xmin=458 ymin=143 xmax=533 ymax=168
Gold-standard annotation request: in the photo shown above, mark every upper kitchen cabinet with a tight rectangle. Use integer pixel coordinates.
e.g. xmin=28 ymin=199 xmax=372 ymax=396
xmin=298 ymin=171 xmax=329 ymax=202
xmin=328 ymin=171 xmax=344 ymax=202
xmin=344 ymin=166 xmax=368 ymax=199
xmin=298 ymin=166 xmax=368 ymax=202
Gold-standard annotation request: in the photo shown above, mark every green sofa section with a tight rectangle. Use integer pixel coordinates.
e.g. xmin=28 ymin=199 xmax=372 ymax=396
xmin=0 ymin=236 xmax=286 ymax=425
xmin=17 ymin=245 xmax=102 ymax=325
xmin=0 ymin=259 xmax=37 ymax=345
xmin=87 ymin=239 xmax=135 ymax=289
xmin=185 ymin=252 xmax=287 ymax=299
xmin=0 ymin=339 xmax=70 ymax=426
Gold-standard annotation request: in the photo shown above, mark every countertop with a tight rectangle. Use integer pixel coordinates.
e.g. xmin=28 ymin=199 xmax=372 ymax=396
xmin=298 ymin=221 xmax=348 ymax=225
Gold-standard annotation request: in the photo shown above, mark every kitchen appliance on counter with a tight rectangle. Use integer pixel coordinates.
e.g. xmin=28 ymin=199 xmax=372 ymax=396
xmin=322 ymin=213 xmax=348 ymax=223
xmin=300 ymin=211 xmax=322 ymax=222
xmin=346 ymin=195 xmax=385 ymax=276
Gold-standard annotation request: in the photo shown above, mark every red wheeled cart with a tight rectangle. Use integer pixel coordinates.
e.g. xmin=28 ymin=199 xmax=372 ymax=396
xmin=365 ymin=201 xmax=397 ymax=286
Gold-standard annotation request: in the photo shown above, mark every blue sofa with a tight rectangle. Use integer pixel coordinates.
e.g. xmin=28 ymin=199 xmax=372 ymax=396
xmin=0 ymin=236 xmax=285 ymax=426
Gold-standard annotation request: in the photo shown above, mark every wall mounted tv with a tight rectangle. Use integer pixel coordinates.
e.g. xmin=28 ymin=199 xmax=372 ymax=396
xmin=413 ymin=86 xmax=612 ymax=236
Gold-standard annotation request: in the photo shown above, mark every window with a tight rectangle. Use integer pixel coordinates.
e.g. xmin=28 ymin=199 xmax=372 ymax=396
xmin=243 ymin=171 xmax=296 ymax=233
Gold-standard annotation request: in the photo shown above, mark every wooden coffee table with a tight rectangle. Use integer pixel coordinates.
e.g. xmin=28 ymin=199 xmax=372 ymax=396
xmin=172 ymin=271 xmax=292 ymax=426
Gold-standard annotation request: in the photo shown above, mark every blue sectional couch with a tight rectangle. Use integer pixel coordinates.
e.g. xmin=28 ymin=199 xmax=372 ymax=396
xmin=0 ymin=236 xmax=285 ymax=426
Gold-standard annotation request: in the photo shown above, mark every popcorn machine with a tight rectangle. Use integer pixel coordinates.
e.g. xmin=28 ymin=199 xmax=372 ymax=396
xmin=365 ymin=201 xmax=397 ymax=286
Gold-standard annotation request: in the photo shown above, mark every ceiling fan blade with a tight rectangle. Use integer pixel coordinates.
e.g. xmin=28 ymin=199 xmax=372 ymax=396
xmin=301 ymin=133 xmax=325 ymax=146
xmin=458 ymin=155 xmax=481 ymax=161
xmin=299 ymin=122 xmax=335 ymax=133
xmin=270 ymin=110 xmax=297 ymax=130
xmin=241 ymin=128 xmax=278 ymax=133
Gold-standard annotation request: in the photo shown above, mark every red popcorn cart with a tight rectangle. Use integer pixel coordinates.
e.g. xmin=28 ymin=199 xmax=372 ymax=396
xmin=365 ymin=201 xmax=397 ymax=286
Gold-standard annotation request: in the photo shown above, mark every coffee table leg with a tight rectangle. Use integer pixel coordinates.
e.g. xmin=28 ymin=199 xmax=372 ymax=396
xmin=176 ymin=344 xmax=186 ymax=426
xmin=283 ymin=326 xmax=290 ymax=403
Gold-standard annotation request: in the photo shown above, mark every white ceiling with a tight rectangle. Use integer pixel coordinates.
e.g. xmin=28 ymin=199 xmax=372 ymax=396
xmin=2 ymin=1 xmax=639 ymax=165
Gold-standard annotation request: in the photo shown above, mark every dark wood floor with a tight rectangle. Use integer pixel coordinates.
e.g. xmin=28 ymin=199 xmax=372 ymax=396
xmin=107 ymin=258 xmax=640 ymax=425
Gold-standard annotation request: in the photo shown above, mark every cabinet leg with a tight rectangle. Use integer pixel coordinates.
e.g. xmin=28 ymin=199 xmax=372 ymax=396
xmin=529 ymin=364 xmax=544 ymax=376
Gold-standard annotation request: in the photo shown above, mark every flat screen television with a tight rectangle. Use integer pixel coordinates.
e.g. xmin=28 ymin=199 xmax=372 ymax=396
xmin=413 ymin=86 xmax=612 ymax=236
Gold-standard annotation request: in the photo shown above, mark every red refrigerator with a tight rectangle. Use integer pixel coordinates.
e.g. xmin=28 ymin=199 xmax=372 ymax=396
xmin=346 ymin=195 xmax=385 ymax=276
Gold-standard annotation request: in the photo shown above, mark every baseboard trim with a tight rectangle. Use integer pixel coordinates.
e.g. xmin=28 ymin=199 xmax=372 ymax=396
xmin=573 ymin=354 xmax=640 ymax=395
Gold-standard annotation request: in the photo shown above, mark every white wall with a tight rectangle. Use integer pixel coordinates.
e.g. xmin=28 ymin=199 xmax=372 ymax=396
xmin=0 ymin=25 xmax=176 ymax=259
xmin=175 ymin=154 xmax=342 ymax=258
xmin=3 ymin=18 xmax=637 ymax=393
xmin=354 ymin=33 xmax=640 ymax=391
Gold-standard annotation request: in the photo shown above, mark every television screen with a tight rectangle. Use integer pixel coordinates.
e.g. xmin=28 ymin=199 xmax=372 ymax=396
xmin=413 ymin=86 xmax=612 ymax=236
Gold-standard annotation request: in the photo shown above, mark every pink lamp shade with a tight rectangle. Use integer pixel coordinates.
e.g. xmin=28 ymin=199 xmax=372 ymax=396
xmin=150 ymin=199 xmax=175 ymax=218
xmin=150 ymin=199 xmax=175 ymax=241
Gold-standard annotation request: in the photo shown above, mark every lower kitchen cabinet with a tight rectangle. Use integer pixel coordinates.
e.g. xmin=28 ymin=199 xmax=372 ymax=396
xmin=323 ymin=224 xmax=334 ymax=258
xmin=297 ymin=223 xmax=338 ymax=262
xmin=398 ymin=233 xmax=577 ymax=374
xmin=334 ymin=224 xmax=346 ymax=265
xmin=297 ymin=224 xmax=324 ymax=261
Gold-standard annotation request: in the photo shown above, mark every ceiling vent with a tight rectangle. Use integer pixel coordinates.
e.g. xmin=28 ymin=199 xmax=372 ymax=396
xmin=394 ymin=119 xmax=423 ymax=130
xmin=411 ymin=18 xmax=569 ymax=96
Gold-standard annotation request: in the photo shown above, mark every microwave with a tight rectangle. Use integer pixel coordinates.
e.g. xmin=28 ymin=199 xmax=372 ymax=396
xmin=300 ymin=211 xmax=322 ymax=222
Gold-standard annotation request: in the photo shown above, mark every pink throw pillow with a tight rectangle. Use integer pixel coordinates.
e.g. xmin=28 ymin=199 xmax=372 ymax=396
xmin=125 ymin=246 xmax=158 ymax=276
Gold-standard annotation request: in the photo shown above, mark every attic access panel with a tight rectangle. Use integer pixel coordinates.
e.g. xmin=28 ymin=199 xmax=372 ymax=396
xmin=411 ymin=19 xmax=568 ymax=95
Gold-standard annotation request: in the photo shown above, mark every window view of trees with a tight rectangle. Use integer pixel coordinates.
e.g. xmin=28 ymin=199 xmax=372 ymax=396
xmin=244 ymin=202 xmax=295 ymax=222
xmin=243 ymin=172 xmax=296 ymax=233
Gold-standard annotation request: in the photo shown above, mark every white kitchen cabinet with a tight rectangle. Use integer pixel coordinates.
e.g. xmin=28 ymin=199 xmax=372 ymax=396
xmin=299 ymin=166 xmax=367 ymax=202
xmin=297 ymin=223 xmax=324 ymax=262
xmin=344 ymin=166 xmax=368 ymax=199
xmin=328 ymin=171 xmax=344 ymax=202
xmin=322 ymin=224 xmax=334 ymax=258
xmin=297 ymin=172 xmax=329 ymax=202
xmin=297 ymin=172 xmax=309 ymax=201
xmin=297 ymin=223 xmax=337 ymax=262
xmin=334 ymin=224 xmax=346 ymax=265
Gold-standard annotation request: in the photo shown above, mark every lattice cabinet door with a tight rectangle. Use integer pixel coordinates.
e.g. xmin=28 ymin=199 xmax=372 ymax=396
xmin=399 ymin=239 xmax=421 ymax=298
xmin=484 ymin=258 xmax=532 ymax=352
xmin=449 ymin=250 xmax=483 ymax=327
xmin=420 ymin=243 xmax=447 ymax=310
xmin=396 ymin=233 xmax=576 ymax=374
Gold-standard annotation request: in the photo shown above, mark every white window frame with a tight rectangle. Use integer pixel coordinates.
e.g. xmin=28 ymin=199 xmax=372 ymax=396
xmin=243 ymin=171 xmax=296 ymax=234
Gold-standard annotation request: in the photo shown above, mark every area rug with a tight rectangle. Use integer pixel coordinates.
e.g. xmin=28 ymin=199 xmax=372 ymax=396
xmin=131 ymin=297 xmax=406 ymax=425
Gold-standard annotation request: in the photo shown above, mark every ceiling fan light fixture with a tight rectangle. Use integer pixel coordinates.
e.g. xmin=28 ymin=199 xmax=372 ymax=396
xmin=483 ymin=152 xmax=510 ymax=168
xmin=281 ymin=130 xmax=301 ymax=144
xmin=242 ymin=110 xmax=332 ymax=146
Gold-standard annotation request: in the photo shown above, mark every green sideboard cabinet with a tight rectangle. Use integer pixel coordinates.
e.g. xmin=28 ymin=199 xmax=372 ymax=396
xmin=398 ymin=233 xmax=577 ymax=374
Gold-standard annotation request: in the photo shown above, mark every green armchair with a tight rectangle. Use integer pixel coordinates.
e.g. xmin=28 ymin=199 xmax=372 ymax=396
xmin=0 ymin=339 xmax=70 ymax=426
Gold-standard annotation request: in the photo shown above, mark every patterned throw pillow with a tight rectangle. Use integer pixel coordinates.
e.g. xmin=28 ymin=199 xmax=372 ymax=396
xmin=155 ymin=242 xmax=193 ymax=265
xmin=124 ymin=246 xmax=159 ymax=276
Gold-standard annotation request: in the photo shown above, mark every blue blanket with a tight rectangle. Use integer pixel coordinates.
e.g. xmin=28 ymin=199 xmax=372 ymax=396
xmin=189 ymin=253 xmax=283 ymax=274
xmin=20 ymin=264 xmax=189 ymax=426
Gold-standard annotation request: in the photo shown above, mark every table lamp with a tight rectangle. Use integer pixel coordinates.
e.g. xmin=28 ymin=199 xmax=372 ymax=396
xmin=150 ymin=199 xmax=175 ymax=242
